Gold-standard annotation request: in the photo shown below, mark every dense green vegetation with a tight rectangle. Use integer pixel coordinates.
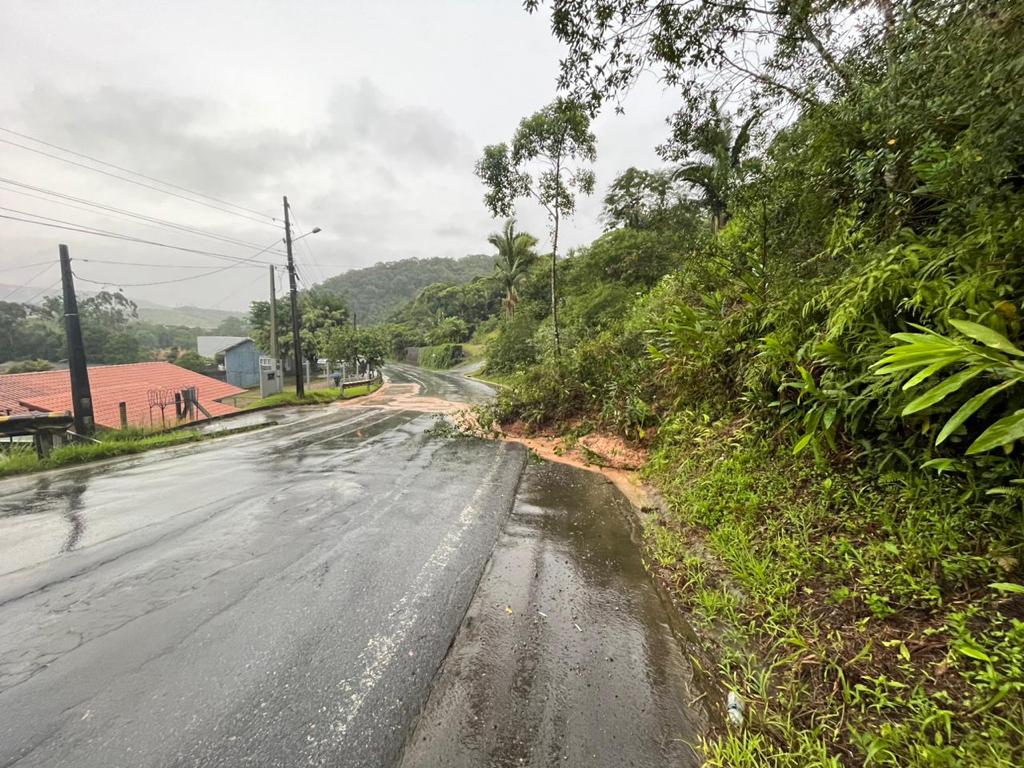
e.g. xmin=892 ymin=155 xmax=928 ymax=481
xmin=134 ymin=303 xmax=245 ymax=330
xmin=436 ymin=1 xmax=1024 ymax=764
xmin=0 ymin=290 xmax=250 ymax=366
xmin=317 ymin=254 xmax=496 ymax=325
xmin=419 ymin=343 xmax=464 ymax=369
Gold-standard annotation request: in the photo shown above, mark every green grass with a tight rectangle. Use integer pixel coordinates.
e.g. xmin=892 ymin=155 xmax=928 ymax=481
xmin=641 ymin=411 xmax=1024 ymax=767
xmin=340 ymin=382 xmax=377 ymax=398
xmin=245 ymin=388 xmax=343 ymax=409
xmin=0 ymin=424 xmax=268 ymax=478
xmin=469 ymin=370 xmax=513 ymax=389
xmin=244 ymin=379 xmax=381 ymax=410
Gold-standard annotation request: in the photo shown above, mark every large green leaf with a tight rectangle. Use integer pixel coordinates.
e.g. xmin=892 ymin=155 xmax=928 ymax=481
xmin=967 ymin=410 xmax=1024 ymax=454
xmin=936 ymin=380 xmax=1016 ymax=445
xmin=874 ymin=350 xmax=965 ymax=375
xmin=950 ymin=319 xmax=1024 ymax=357
xmin=902 ymin=358 xmax=958 ymax=390
xmin=902 ymin=366 xmax=986 ymax=415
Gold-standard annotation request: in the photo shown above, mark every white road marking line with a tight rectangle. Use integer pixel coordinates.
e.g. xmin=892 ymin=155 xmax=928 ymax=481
xmin=329 ymin=443 xmax=512 ymax=738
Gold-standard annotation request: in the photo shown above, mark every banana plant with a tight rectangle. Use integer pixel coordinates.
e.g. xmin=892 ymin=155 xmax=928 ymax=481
xmin=873 ymin=320 xmax=1024 ymax=454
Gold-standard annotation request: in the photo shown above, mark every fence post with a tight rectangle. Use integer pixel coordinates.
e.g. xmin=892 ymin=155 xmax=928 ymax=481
xmin=119 ymin=402 xmax=128 ymax=430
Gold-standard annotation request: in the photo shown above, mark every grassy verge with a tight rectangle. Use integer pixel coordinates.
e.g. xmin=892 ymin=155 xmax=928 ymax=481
xmin=0 ymin=423 xmax=267 ymax=478
xmin=340 ymin=382 xmax=377 ymax=399
xmin=244 ymin=388 xmax=343 ymax=409
xmin=469 ymin=369 xmax=514 ymax=389
xmin=642 ymin=411 xmax=1023 ymax=766
xmin=244 ymin=380 xmax=381 ymax=410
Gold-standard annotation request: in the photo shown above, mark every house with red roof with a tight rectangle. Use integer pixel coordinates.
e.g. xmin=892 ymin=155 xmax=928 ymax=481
xmin=0 ymin=361 xmax=247 ymax=430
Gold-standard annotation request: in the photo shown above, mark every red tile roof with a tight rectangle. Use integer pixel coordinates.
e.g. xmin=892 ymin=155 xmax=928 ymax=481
xmin=0 ymin=362 xmax=247 ymax=429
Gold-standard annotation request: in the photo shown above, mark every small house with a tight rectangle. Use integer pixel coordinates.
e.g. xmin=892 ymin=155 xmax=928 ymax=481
xmin=197 ymin=336 xmax=264 ymax=389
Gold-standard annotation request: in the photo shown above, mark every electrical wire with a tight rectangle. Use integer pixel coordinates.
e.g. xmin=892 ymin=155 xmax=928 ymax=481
xmin=289 ymin=207 xmax=326 ymax=284
xmin=0 ymin=136 xmax=280 ymax=229
xmin=2 ymin=258 xmax=53 ymax=272
xmin=209 ymin=268 xmax=274 ymax=310
xmin=76 ymin=257 xmax=265 ymax=270
xmin=0 ymin=176 xmax=286 ymax=255
xmin=0 ymin=209 xmax=280 ymax=266
xmin=2 ymin=262 xmax=54 ymax=300
xmin=23 ymin=277 xmax=62 ymax=306
xmin=73 ymin=263 xmax=241 ymax=288
xmin=0 ymin=126 xmax=278 ymax=222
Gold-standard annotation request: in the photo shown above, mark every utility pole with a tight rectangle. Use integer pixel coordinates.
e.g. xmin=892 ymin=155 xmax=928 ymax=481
xmin=268 ymin=264 xmax=278 ymax=364
xmin=283 ymin=196 xmax=304 ymax=397
xmin=59 ymin=244 xmax=95 ymax=435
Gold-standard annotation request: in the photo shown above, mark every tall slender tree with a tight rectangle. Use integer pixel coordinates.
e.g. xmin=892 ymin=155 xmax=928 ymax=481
xmin=661 ymin=108 xmax=757 ymax=231
xmin=476 ymin=98 xmax=597 ymax=357
xmin=488 ymin=219 xmax=538 ymax=320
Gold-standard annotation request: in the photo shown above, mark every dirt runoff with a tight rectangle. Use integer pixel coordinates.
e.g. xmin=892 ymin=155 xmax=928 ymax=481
xmin=337 ymin=381 xmax=469 ymax=414
xmin=350 ymin=378 xmax=657 ymax=510
xmin=490 ymin=421 xmax=656 ymax=510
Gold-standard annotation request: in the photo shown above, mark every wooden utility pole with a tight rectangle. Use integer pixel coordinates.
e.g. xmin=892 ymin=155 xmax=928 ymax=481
xmin=268 ymin=264 xmax=278 ymax=364
xmin=283 ymin=196 xmax=304 ymax=397
xmin=59 ymin=244 xmax=95 ymax=435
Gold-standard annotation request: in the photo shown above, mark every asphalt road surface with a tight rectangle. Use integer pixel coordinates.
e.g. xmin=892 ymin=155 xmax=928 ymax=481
xmin=0 ymin=364 xmax=707 ymax=767
xmin=0 ymin=367 xmax=523 ymax=767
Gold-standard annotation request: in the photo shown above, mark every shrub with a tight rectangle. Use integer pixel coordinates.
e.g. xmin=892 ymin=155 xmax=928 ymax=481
xmin=419 ymin=343 xmax=464 ymax=369
xmin=5 ymin=359 xmax=54 ymax=373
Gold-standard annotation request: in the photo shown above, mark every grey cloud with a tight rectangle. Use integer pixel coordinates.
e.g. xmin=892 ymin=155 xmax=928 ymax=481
xmin=318 ymin=80 xmax=473 ymax=168
xmin=433 ymin=224 xmax=473 ymax=238
xmin=13 ymin=85 xmax=304 ymax=199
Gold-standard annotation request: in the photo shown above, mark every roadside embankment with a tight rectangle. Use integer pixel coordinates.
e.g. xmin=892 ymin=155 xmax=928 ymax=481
xmin=496 ymin=412 xmax=1024 ymax=765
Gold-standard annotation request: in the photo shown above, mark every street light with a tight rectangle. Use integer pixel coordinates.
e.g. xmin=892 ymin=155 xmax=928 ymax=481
xmin=288 ymin=227 xmax=322 ymax=244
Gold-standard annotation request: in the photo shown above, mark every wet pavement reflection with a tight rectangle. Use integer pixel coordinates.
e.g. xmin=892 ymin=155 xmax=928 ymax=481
xmin=400 ymin=461 xmax=709 ymax=768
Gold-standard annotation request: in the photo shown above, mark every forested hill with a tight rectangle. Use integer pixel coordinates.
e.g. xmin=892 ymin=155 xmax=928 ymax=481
xmin=317 ymin=254 xmax=495 ymax=325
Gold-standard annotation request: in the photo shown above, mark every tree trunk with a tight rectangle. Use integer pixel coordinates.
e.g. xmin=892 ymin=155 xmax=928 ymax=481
xmin=551 ymin=159 xmax=562 ymax=359
xmin=551 ymin=210 xmax=561 ymax=358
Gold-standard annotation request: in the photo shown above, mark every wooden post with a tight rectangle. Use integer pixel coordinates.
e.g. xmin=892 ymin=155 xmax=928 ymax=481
xmin=119 ymin=402 xmax=128 ymax=430
xmin=60 ymin=245 xmax=95 ymax=435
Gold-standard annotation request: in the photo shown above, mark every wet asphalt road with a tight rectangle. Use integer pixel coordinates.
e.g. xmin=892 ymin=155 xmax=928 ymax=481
xmin=0 ymin=367 xmax=525 ymax=767
xmin=399 ymin=462 xmax=707 ymax=768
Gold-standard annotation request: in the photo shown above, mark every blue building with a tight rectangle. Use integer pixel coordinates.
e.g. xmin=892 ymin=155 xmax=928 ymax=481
xmin=197 ymin=336 xmax=263 ymax=389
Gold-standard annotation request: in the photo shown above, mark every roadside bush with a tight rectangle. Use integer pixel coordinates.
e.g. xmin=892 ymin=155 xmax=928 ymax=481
xmin=485 ymin=313 xmax=540 ymax=374
xmin=4 ymin=359 xmax=53 ymax=373
xmin=419 ymin=343 xmax=464 ymax=369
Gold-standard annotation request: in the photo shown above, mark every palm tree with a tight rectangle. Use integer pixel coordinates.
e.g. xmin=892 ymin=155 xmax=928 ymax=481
xmin=671 ymin=110 xmax=757 ymax=231
xmin=488 ymin=219 xmax=537 ymax=320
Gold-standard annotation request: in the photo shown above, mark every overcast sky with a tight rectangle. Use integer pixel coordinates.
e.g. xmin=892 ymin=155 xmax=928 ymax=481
xmin=0 ymin=0 xmax=679 ymax=311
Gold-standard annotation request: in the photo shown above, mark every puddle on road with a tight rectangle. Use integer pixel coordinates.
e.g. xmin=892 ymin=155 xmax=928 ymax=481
xmin=400 ymin=460 xmax=712 ymax=768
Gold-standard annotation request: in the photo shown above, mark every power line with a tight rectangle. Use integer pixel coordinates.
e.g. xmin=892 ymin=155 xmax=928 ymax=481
xmin=0 ymin=176 xmax=286 ymax=255
xmin=288 ymin=207 xmax=326 ymax=285
xmin=0 ymin=125 xmax=278 ymax=223
xmin=0 ymin=136 xmax=280 ymax=229
xmin=2 ymin=262 xmax=54 ymax=300
xmin=74 ymin=263 xmax=242 ymax=288
xmin=24 ymin=277 xmax=62 ymax=306
xmin=76 ymin=257 xmax=264 ymax=270
xmin=209 ymin=268 xmax=273 ymax=310
xmin=0 ymin=208 xmax=280 ymax=266
xmin=2 ymin=258 xmax=53 ymax=272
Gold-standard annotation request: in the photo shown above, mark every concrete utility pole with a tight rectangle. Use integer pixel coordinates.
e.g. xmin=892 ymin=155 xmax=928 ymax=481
xmin=59 ymin=244 xmax=95 ymax=435
xmin=283 ymin=196 xmax=304 ymax=397
xmin=268 ymin=264 xmax=278 ymax=364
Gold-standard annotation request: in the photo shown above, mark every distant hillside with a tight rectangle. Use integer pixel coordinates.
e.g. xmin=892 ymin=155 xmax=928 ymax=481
xmin=318 ymin=255 xmax=496 ymax=325
xmin=134 ymin=303 xmax=245 ymax=329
